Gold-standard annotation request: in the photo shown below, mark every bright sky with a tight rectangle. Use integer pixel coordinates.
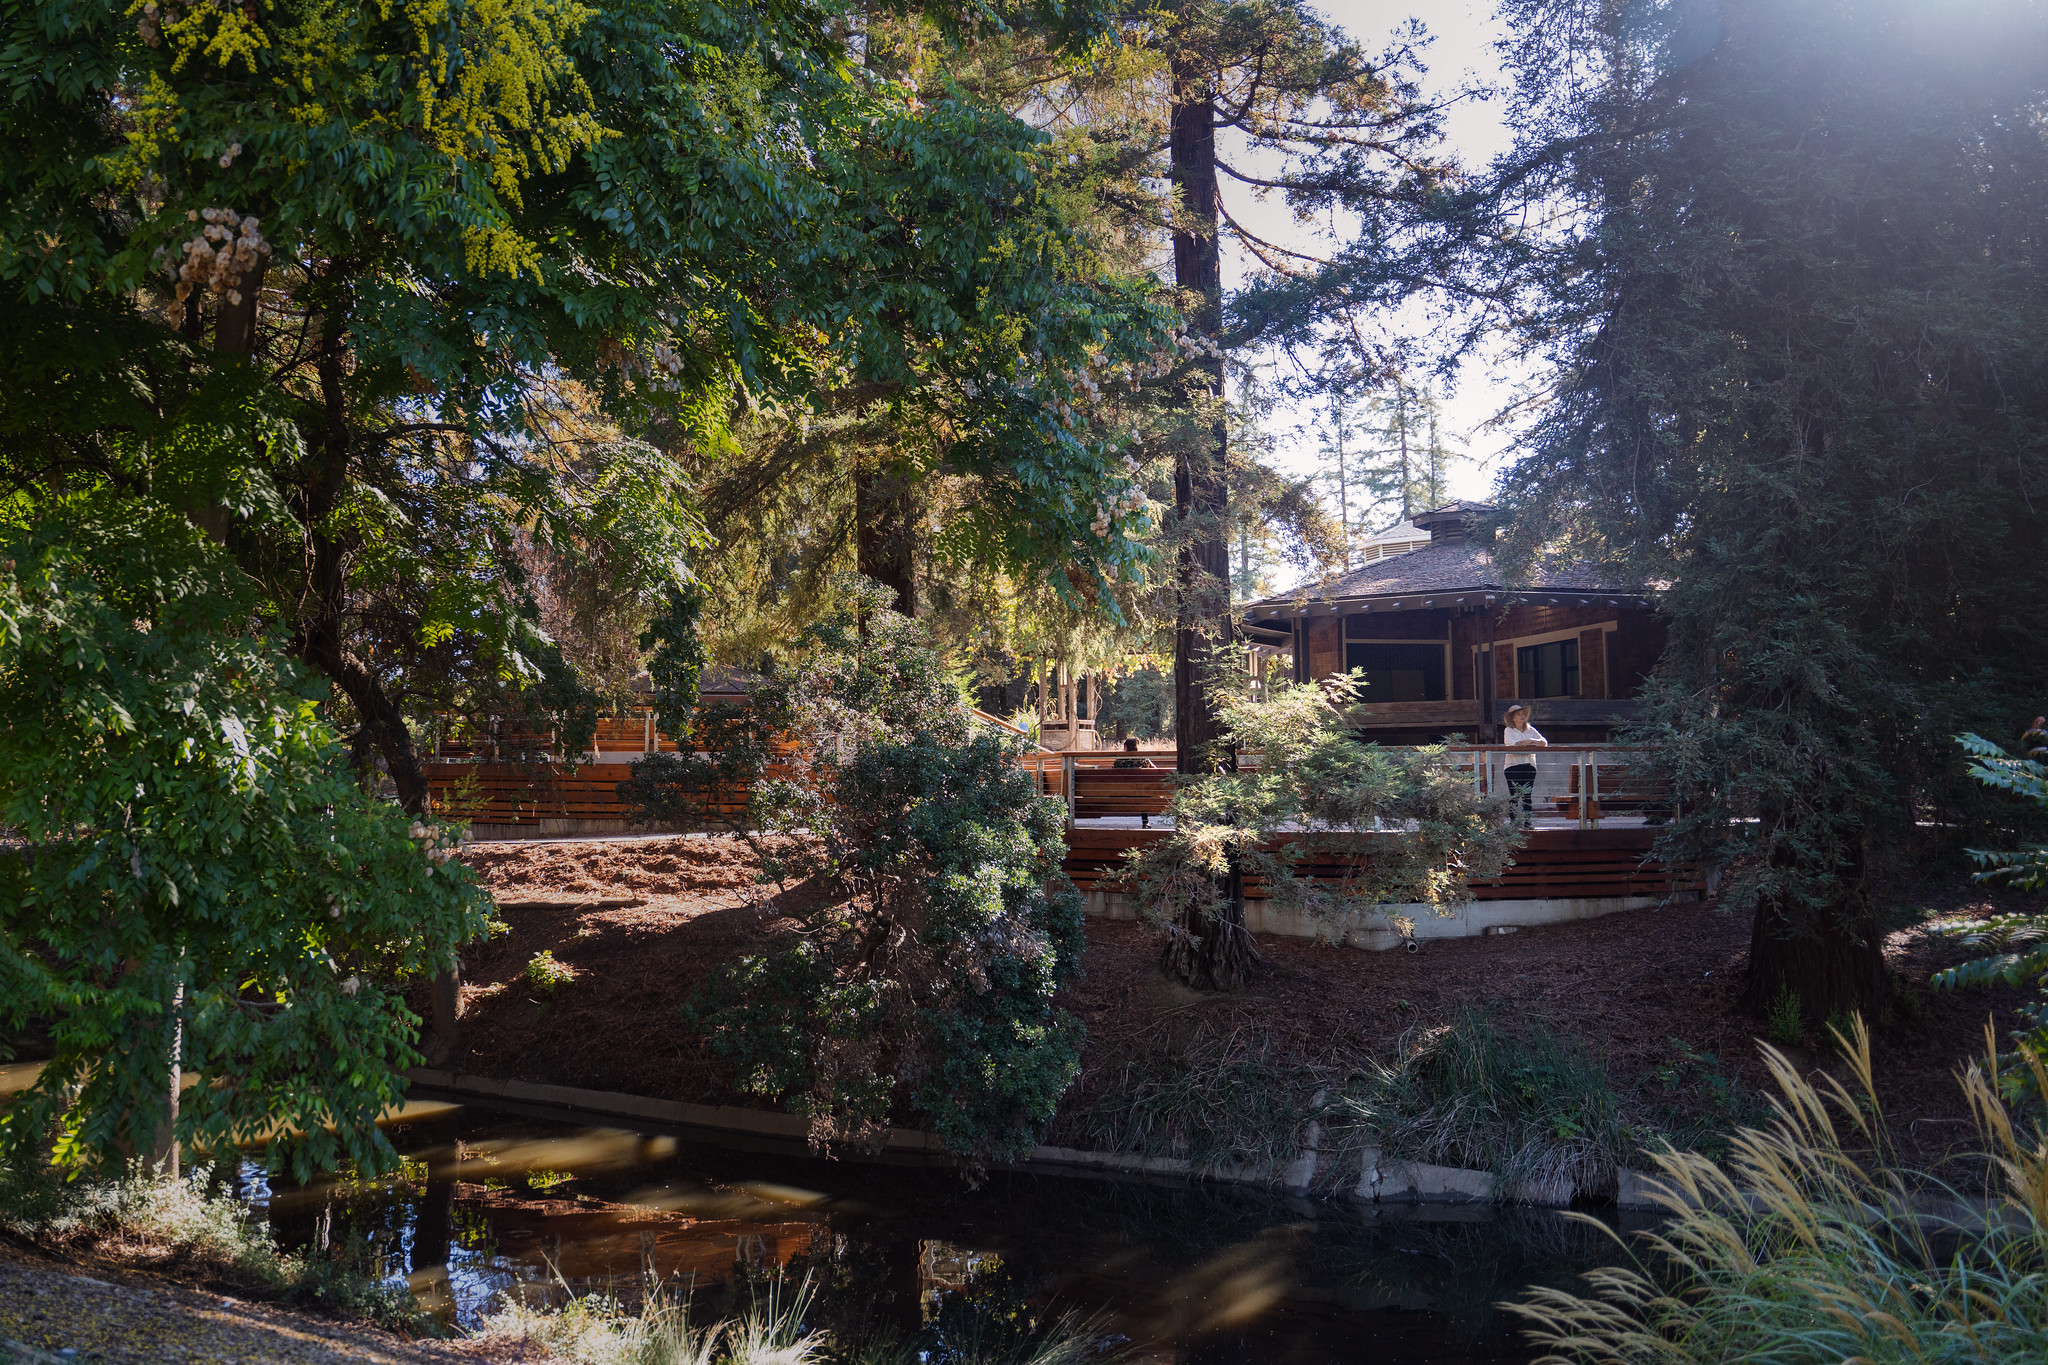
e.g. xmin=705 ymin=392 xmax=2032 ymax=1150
xmin=1225 ymin=0 xmax=1523 ymax=510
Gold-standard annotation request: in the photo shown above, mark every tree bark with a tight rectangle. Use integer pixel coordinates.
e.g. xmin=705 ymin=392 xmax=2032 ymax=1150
xmin=1164 ymin=64 xmax=1254 ymax=990
xmin=290 ymin=292 xmax=461 ymax=1054
xmin=289 ymin=316 xmax=432 ymax=813
xmin=856 ymin=460 xmax=917 ymax=616
xmin=1169 ymin=66 xmax=1232 ymax=779
xmin=1742 ymin=830 xmax=1886 ymax=1023
xmin=147 ymin=975 xmax=184 ymax=1178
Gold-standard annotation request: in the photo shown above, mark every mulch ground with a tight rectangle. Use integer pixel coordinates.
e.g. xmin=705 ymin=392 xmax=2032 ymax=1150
xmin=0 ymin=1244 xmax=548 ymax=1364
xmin=446 ymin=835 xmax=2041 ymax=1176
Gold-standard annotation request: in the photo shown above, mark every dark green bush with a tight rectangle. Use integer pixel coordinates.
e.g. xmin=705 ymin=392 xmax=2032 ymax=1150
xmin=686 ymin=578 xmax=1085 ymax=1163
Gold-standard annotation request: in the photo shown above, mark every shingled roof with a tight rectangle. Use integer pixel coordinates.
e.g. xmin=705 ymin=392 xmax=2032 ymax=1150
xmin=1250 ymin=540 xmax=1632 ymax=606
xmin=1240 ymin=503 xmax=1646 ymax=633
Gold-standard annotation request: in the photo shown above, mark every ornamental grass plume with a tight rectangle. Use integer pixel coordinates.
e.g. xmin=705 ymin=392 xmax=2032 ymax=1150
xmin=1508 ymin=1019 xmax=2048 ymax=1363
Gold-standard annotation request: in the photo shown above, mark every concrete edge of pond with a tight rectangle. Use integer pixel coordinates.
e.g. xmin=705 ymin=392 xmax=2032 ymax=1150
xmin=406 ymin=1067 xmax=1568 ymax=1208
xmin=404 ymin=1069 xmax=2014 ymax=1230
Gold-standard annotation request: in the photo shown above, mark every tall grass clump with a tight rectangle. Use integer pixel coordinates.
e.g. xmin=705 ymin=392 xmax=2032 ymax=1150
xmin=480 ymin=1269 xmax=1118 ymax=1365
xmin=1511 ymin=1019 xmax=2048 ymax=1363
xmin=0 ymin=1158 xmax=432 ymax=1331
xmin=1330 ymin=1008 xmax=1637 ymax=1204
xmin=1056 ymin=1022 xmax=1314 ymax=1174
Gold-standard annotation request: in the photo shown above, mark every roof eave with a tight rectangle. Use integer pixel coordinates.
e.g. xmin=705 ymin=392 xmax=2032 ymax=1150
xmin=1240 ymin=587 xmax=1652 ymax=621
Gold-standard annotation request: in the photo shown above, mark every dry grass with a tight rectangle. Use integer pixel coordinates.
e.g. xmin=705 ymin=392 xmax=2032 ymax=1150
xmin=1511 ymin=1019 xmax=2048 ymax=1363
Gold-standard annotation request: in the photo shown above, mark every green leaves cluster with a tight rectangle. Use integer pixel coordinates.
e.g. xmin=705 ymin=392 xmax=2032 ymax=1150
xmin=1932 ymin=722 xmax=2048 ymax=1086
xmin=686 ymin=577 xmax=1085 ymax=1161
xmin=0 ymin=500 xmax=489 ymax=1179
xmin=1122 ymin=663 xmax=1521 ymax=941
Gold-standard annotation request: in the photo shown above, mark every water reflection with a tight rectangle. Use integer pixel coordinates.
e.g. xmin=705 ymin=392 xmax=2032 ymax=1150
xmin=251 ymin=1107 xmax=1630 ymax=1362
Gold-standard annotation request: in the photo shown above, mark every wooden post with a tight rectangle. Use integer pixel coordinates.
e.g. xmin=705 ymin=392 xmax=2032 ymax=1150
xmin=1063 ymin=752 xmax=1076 ymax=827
xmin=1479 ymin=607 xmax=1497 ymax=743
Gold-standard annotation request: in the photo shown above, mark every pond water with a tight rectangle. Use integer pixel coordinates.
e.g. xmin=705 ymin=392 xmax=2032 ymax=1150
xmin=244 ymin=1104 xmax=1641 ymax=1363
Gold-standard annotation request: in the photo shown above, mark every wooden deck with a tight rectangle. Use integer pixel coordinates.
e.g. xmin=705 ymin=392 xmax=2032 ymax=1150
xmin=1062 ymin=825 xmax=1696 ymax=903
xmin=427 ymin=721 xmax=1687 ymax=912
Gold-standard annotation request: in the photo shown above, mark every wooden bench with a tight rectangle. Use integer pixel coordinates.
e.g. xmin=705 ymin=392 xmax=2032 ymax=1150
xmin=1070 ymin=767 xmax=1176 ymax=820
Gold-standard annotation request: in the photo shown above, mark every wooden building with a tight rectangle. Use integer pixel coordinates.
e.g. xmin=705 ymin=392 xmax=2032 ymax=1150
xmin=1239 ymin=502 xmax=1664 ymax=744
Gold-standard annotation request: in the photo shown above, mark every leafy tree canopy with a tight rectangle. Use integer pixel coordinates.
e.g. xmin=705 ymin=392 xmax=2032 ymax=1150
xmin=0 ymin=498 xmax=488 ymax=1179
xmin=1 ymin=0 xmax=1175 ymax=803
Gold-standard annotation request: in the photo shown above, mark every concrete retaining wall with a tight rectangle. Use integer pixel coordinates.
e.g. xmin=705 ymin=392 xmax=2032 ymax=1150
xmin=405 ymin=1068 xmax=1556 ymax=1206
xmin=1081 ymin=890 xmax=1676 ymax=950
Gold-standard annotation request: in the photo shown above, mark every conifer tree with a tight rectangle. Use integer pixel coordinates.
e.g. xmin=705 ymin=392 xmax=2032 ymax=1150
xmin=1140 ymin=0 xmax=1451 ymax=987
xmin=1486 ymin=0 xmax=2048 ymax=1017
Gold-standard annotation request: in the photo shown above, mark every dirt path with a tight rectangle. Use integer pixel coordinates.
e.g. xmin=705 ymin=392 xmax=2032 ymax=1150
xmin=0 ymin=1251 xmax=548 ymax=1365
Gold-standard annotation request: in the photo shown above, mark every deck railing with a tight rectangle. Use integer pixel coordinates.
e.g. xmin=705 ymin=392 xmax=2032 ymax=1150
xmin=421 ymin=709 xmax=1667 ymax=834
xmin=1018 ymin=745 xmax=1667 ymax=830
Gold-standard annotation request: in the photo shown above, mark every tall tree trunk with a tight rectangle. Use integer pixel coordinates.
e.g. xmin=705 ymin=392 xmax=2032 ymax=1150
xmin=1165 ymin=62 xmax=1255 ymax=991
xmin=856 ymin=460 xmax=917 ymax=616
xmin=1742 ymin=828 xmax=1886 ymax=1022
xmin=1168 ymin=65 xmax=1231 ymax=775
xmin=290 ymin=293 xmax=461 ymax=1056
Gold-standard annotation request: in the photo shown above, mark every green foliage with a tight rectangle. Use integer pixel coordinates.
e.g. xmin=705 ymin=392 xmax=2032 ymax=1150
xmin=1959 ymin=724 xmax=2048 ymax=894
xmin=0 ymin=1159 xmax=435 ymax=1334
xmin=1480 ymin=0 xmax=2048 ymax=1012
xmin=1096 ymin=664 xmax=1173 ymax=741
xmin=1765 ymin=988 xmax=1804 ymax=1047
xmin=1330 ymin=1009 xmax=1636 ymax=1206
xmin=1121 ymin=662 xmax=1520 ymax=940
xmin=1511 ymin=1022 xmax=2048 ymax=1365
xmin=685 ymin=578 xmax=1085 ymax=1162
xmin=0 ymin=501 xmax=488 ymax=1180
xmin=0 ymin=0 xmax=1174 ymax=815
xmin=525 ymin=950 xmax=574 ymax=993
xmin=641 ymin=585 xmax=709 ymax=746
xmin=617 ymin=697 xmax=783 ymax=833
xmin=1931 ymin=721 xmax=2048 ymax=1087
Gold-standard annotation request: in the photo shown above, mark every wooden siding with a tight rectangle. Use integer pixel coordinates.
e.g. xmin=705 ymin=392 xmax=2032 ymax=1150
xmin=1579 ymin=627 xmax=1609 ymax=699
xmin=1308 ymin=617 xmax=1343 ymax=678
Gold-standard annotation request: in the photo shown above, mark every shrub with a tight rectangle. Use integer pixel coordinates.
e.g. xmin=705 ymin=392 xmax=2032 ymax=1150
xmin=616 ymin=698 xmax=780 ymax=834
xmin=1121 ymin=659 xmax=1520 ymax=988
xmin=685 ymin=578 xmax=1085 ymax=1163
xmin=1510 ymin=1020 xmax=2048 ymax=1364
xmin=1329 ymin=1009 xmax=1638 ymax=1205
xmin=0 ymin=500 xmax=488 ymax=1181
xmin=526 ymin=950 xmax=575 ymax=993
xmin=0 ymin=1159 xmax=434 ymax=1333
xmin=1765 ymin=986 xmax=1803 ymax=1045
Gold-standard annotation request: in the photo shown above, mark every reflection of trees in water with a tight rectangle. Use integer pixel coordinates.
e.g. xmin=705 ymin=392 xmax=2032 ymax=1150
xmin=1313 ymin=1208 xmax=1617 ymax=1347
xmin=308 ymin=1112 xmax=1625 ymax=1350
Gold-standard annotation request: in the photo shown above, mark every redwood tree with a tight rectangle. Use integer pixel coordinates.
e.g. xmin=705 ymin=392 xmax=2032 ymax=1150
xmin=1149 ymin=0 xmax=1448 ymax=986
xmin=1487 ymin=0 xmax=2048 ymax=1018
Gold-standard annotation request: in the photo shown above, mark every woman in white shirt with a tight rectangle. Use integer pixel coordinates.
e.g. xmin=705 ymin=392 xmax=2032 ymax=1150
xmin=1502 ymin=704 xmax=1546 ymax=826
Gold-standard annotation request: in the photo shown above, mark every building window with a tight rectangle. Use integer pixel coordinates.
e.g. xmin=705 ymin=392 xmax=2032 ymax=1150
xmin=1517 ymin=638 xmax=1580 ymax=699
xmin=1345 ymin=642 xmax=1446 ymax=702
